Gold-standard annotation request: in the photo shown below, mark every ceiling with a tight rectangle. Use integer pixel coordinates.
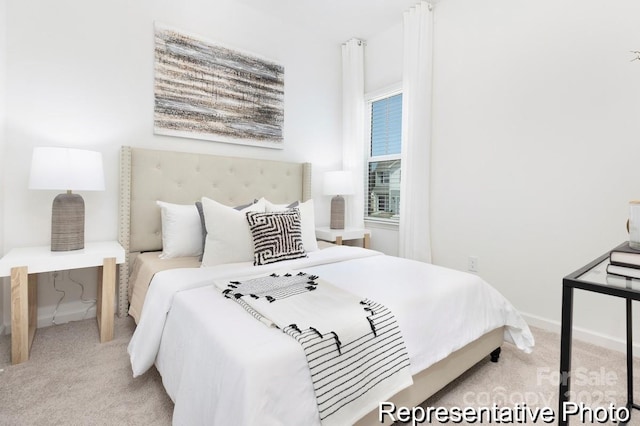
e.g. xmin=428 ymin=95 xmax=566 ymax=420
xmin=236 ymin=0 xmax=425 ymax=44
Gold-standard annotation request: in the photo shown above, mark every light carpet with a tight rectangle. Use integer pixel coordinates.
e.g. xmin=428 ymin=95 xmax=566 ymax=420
xmin=0 ymin=317 xmax=638 ymax=425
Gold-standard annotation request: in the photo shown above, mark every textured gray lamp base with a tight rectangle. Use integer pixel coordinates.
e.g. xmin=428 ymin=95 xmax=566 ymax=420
xmin=51 ymin=192 xmax=85 ymax=251
xmin=330 ymin=195 xmax=345 ymax=229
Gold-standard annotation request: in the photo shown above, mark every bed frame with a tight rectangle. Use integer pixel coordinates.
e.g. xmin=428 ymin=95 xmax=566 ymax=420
xmin=117 ymin=145 xmax=503 ymax=424
xmin=117 ymin=146 xmax=312 ymax=317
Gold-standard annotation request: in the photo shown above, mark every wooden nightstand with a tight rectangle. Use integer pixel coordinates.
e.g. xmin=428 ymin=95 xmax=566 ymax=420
xmin=315 ymin=227 xmax=371 ymax=249
xmin=0 ymin=241 xmax=125 ymax=364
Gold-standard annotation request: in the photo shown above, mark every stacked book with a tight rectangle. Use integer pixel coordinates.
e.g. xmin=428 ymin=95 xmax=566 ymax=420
xmin=607 ymin=242 xmax=640 ymax=279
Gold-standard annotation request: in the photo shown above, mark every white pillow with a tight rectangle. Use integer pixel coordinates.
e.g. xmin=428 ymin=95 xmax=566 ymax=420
xmin=264 ymin=198 xmax=318 ymax=252
xmin=156 ymin=201 xmax=203 ymax=259
xmin=201 ymin=197 xmax=266 ymax=267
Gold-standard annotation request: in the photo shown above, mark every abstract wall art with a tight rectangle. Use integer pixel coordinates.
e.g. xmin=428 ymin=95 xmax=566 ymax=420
xmin=154 ymin=23 xmax=284 ymax=148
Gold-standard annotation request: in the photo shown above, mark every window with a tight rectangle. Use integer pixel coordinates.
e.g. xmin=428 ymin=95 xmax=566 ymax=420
xmin=366 ymin=91 xmax=402 ymax=222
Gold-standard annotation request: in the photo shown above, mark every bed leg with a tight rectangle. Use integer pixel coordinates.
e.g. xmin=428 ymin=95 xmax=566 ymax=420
xmin=490 ymin=347 xmax=501 ymax=363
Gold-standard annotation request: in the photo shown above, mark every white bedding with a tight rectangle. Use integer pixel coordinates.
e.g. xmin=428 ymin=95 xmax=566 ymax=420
xmin=128 ymin=246 xmax=534 ymax=425
xmin=213 ymin=272 xmax=414 ymax=426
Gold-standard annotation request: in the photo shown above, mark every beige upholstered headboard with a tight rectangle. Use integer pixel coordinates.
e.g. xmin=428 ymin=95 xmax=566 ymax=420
xmin=117 ymin=146 xmax=312 ymax=317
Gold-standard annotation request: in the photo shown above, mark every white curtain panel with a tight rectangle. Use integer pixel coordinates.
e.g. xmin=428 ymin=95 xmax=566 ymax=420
xmin=341 ymin=38 xmax=366 ymax=229
xmin=399 ymin=1 xmax=433 ymax=262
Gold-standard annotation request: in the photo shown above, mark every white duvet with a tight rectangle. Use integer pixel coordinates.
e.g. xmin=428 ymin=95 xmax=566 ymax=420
xmin=128 ymin=246 xmax=534 ymax=425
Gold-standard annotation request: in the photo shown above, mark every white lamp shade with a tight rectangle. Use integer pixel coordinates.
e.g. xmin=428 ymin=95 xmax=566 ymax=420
xmin=29 ymin=147 xmax=105 ymax=191
xmin=323 ymin=170 xmax=355 ymax=196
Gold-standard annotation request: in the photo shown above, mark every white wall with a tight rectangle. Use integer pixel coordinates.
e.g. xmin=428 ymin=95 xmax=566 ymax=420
xmin=2 ymin=0 xmax=344 ymax=329
xmin=364 ymin=23 xmax=404 ymax=95
xmin=0 ymin=0 xmax=7 ymax=334
xmin=365 ymin=0 xmax=640 ymax=351
xmin=431 ymin=0 xmax=640 ymax=348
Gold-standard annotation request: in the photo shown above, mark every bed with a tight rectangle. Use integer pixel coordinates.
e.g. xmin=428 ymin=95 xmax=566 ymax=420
xmin=118 ymin=146 xmax=534 ymax=425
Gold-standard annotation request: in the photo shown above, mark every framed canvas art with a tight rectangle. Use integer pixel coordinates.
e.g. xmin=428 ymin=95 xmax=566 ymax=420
xmin=154 ymin=23 xmax=284 ymax=149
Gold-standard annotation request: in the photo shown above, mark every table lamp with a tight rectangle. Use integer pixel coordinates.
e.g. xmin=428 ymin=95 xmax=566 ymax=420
xmin=29 ymin=147 xmax=105 ymax=251
xmin=323 ymin=170 xmax=355 ymax=230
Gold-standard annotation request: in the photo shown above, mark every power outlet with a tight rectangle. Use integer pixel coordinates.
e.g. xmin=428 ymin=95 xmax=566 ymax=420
xmin=468 ymin=256 xmax=478 ymax=273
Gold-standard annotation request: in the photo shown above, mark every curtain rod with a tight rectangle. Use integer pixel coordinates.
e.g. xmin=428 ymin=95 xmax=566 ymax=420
xmin=343 ymin=38 xmax=366 ymax=47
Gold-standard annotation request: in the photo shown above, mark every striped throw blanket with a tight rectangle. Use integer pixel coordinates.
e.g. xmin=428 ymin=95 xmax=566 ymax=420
xmin=215 ymin=272 xmax=413 ymax=426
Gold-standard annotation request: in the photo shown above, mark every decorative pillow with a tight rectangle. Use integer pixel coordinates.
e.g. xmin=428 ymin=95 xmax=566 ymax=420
xmin=194 ymin=201 xmax=207 ymax=261
xmin=246 ymin=209 xmax=307 ymax=265
xmin=263 ymin=199 xmax=299 ymax=210
xmin=156 ymin=201 xmax=203 ymax=259
xmin=195 ymin=199 xmax=258 ymax=261
xmin=265 ymin=199 xmax=318 ymax=252
xmin=200 ymin=197 xmax=266 ymax=267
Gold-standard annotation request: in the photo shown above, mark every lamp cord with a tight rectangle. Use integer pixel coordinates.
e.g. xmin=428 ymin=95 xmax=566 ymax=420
xmin=51 ymin=270 xmax=98 ymax=325
xmin=51 ymin=272 xmax=65 ymax=325
xmin=68 ymin=270 xmax=97 ymax=318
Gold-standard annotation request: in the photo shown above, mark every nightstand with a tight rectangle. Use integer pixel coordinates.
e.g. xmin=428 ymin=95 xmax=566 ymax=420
xmin=315 ymin=227 xmax=371 ymax=249
xmin=559 ymin=244 xmax=640 ymax=424
xmin=0 ymin=241 xmax=125 ymax=364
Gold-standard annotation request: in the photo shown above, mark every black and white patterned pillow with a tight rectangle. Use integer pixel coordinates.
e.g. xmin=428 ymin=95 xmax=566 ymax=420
xmin=246 ymin=209 xmax=307 ymax=266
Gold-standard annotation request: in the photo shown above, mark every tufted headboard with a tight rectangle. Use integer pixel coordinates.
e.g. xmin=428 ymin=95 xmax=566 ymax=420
xmin=117 ymin=146 xmax=312 ymax=317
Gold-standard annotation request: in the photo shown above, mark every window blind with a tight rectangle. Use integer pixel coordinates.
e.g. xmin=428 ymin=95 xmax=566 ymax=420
xmin=367 ymin=93 xmax=402 ymax=221
xmin=370 ymin=93 xmax=402 ymax=157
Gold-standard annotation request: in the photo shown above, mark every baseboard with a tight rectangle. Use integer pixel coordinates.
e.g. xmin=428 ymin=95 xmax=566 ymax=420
xmin=36 ymin=301 xmax=97 ymax=329
xmin=4 ymin=297 xmax=120 ymax=334
xmin=520 ymin=311 xmax=639 ymax=355
xmin=3 ymin=304 xmax=99 ymax=335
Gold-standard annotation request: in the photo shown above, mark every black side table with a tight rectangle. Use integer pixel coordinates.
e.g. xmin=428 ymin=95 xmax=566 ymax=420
xmin=560 ymin=245 xmax=640 ymax=425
